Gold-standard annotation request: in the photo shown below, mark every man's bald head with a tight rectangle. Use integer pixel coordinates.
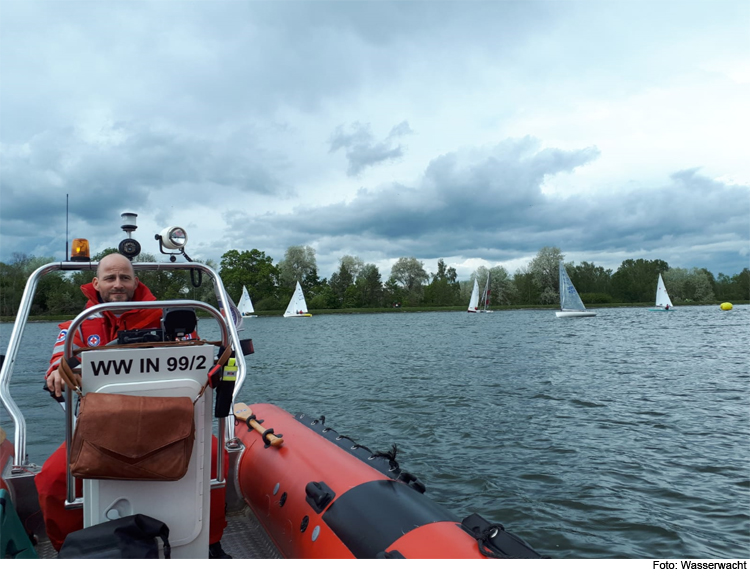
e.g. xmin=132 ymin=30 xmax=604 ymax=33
xmin=96 ymin=253 xmax=133 ymax=278
xmin=93 ymin=254 xmax=139 ymax=302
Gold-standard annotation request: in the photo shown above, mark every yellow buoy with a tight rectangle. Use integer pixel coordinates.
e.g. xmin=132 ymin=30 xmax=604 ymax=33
xmin=720 ymin=302 xmax=733 ymax=311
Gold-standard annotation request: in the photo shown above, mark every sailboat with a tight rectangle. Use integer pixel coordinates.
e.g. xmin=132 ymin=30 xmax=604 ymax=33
xmin=237 ymin=285 xmax=257 ymax=318
xmin=283 ymin=281 xmax=312 ymax=317
xmin=479 ymin=274 xmax=494 ymax=313
xmin=467 ymin=278 xmax=480 ymax=313
xmin=650 ymin=273 xmax=675 ymax=311
xmin=556 ymin=261 xmax=596 ymax=318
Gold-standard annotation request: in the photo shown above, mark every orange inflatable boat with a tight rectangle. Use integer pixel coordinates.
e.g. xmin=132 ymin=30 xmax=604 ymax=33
xmin=233 ymin=403 xmax=541 ymax=559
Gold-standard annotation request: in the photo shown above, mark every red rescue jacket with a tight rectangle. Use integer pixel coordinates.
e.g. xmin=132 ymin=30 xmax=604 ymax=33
xmin=46 ymin=281 xmax=164 ymax=378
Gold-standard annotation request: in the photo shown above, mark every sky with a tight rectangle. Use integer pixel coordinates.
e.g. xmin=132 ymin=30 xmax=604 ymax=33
xmin=1 ymin=0 xmax=748 ymax=282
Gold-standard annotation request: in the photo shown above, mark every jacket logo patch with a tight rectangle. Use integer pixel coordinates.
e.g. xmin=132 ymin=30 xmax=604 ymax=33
xmin=87 ymin=334 xmax=101 ymax=347
xmin=57 ymin=329 xmax=68 ymax=343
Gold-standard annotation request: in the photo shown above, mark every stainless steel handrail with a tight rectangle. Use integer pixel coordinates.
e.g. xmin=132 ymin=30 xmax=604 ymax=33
xmin=0 ymin=261 xmax=87 ymax=470
xmin=0 ymin=261 xmax=247 ymax=487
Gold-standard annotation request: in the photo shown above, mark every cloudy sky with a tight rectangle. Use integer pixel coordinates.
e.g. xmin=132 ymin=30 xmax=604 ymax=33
xmin=1 ymin=0 xmax=748 ymax=281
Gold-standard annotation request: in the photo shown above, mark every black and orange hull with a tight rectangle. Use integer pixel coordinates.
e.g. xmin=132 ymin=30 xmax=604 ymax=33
xmin=234 ymin=403 xmax=540 ymax=559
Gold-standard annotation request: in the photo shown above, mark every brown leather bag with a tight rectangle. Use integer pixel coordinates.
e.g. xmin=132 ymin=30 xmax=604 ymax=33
xmin=69 ymin=392 xmax=196 ymax=481
xmin=59 ymin=344 xmax=231 ymax=482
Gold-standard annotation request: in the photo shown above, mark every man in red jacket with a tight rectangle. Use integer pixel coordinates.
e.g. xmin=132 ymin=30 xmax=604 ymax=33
xmin=36 ymin=253 xmax=231 ymax=558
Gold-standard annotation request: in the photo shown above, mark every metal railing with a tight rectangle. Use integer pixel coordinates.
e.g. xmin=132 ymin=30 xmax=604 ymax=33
xmin=0 ymin=261 xmax=246 ymax=482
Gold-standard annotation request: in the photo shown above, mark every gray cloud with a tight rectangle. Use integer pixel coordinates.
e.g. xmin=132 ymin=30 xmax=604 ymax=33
xmin=0 ymin=121 xmax=292 ymax=239
xmin=329 ymin=121 xmax=412 ymax=176
xmin=1 ymin=1 xmax=746 ymax=281
xmin=223 ymin=139 xmax=748 ymax=277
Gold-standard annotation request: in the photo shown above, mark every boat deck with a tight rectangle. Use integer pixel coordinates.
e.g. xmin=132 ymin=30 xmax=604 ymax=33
xmin=33 ymin=507 xmax=282 ymax=559
xmin=222 ymin=507 xmax=281 ymax=559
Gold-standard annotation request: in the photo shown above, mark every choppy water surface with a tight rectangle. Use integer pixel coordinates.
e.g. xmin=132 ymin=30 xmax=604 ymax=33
xmin=2 ymin=306 xmax=748 ymax=558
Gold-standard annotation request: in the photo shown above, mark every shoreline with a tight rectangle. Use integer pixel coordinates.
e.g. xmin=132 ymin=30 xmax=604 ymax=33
xmin=1 ymin=300 xmax=746 ymax=323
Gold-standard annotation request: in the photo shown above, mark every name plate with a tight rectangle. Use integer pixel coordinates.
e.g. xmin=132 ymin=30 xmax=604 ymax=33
xmin=81 ymin=345 xmax=214 ymax=387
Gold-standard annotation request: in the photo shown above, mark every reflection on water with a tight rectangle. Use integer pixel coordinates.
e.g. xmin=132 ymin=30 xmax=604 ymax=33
xmin=1 ymin=305 xmax=748 ymax=558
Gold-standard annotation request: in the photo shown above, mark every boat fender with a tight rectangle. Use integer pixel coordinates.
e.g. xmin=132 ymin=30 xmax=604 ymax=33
xmin=305 ymin=481 xmax=336 ymax=513
xmin=460 ymin=513 xmax=543 ymax=559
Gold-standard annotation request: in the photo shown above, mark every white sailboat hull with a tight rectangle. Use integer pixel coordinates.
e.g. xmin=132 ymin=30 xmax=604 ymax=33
xmin=555 ymin=310 xmax=596 ymax=318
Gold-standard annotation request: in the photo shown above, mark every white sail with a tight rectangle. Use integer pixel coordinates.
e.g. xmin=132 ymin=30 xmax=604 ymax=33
xmin=283 ymin=281 xmax=311 ymax=317
xmin=655 ymin=274 xmax=673 ymax=308
xmin=556 ymin=261 xmax=595 ymax=318
xmin=479 ymin=274 xmax=493 ymax=312
xmin=237 ymin=285 xmax=255 ymax=315
xmin=468 ymin=278 xmax=480 ymax=313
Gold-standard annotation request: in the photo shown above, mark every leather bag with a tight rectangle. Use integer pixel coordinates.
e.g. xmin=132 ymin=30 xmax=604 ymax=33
xmin=69 ymin=392 xmax=195 ymax=481
xmin=59 ymin=343 xmax=232 ymax=482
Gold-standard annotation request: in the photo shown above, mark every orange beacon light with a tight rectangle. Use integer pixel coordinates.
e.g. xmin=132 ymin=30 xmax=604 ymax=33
xmin=70 ymin=238 xmax=90 ymax=262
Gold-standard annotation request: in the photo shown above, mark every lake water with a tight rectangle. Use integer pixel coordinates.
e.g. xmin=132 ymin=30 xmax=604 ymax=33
xmin=1 ymin=306 xmax=748 ymax=559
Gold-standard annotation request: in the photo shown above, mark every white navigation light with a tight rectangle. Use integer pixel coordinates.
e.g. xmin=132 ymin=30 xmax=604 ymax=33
xmin=159 ymin=226 xmax=188 ymax=250
xmin=120 ymin=212 xmax=138 ymax=232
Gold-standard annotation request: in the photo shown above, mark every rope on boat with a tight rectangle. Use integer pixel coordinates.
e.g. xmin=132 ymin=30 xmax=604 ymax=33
xmin=302 ymin=414 xmax=426 ymax=493
xmin=475 ymin=524 xmax=506 ymax=559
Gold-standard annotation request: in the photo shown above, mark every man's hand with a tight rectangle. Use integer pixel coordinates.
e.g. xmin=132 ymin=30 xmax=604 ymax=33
xmin=46 ymin=369 xmax=64 ymax=397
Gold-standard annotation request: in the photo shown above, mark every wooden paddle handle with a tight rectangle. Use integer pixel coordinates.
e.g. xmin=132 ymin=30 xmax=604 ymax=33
xmin=234 ymin=403 xmax=284 ymax=448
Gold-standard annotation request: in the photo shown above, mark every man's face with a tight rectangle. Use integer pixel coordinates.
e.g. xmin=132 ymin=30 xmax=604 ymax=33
xmin=93 ymin=256 xmax=139 ymax=302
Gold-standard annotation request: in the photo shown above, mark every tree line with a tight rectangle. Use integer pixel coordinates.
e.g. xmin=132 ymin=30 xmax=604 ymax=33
xmin=1 ymin=245 xmax=747 ymax=317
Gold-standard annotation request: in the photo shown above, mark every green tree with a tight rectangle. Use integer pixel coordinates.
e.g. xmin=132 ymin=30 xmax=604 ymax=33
xmin=529 ymin=246 xmax=563 ymax=304
xmin=511 ymin=266 xmax=539 ymax=305
xmin=737 ymin=268 xmax=750 ymax=300
xmin=424 ymin=259 xmax=460 ymax=306
xmin=664 ymin=268 xmax=716 ymax=304
xmin=489 ymin=266 xmax=516 ymax=306
xmin=278 ymin=245 xmax=317 ymax=291
xmin=356 ymin=264 xmax=384 ymax=307
xmin=383 ymin=276 xmax=403 ymax=307
xmin=390 ymin=257 xmax=429 ymax=305
xmin=339 ymin=255 xmax=364 ymax=281
xmin=220 ymin=249 xmax=278 ymax=304
xmin=611 ymin=258 xmax=670 ymax=303
xmin=566 ymin=261 xmax=612 ymax=296
xmin=302 ymin=266 xmax=321 ymax=294
xmin=329 ymin=262 xmax=354 ymax=308
xmin=0 ymin=254 xmax=60 ymax=316
xmin=715 ymin=268 xmax=750 ymax=301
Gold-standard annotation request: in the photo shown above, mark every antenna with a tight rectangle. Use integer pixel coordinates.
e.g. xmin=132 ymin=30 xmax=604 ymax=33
xmin=65 ymin=193 xmax=69 ymax=261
